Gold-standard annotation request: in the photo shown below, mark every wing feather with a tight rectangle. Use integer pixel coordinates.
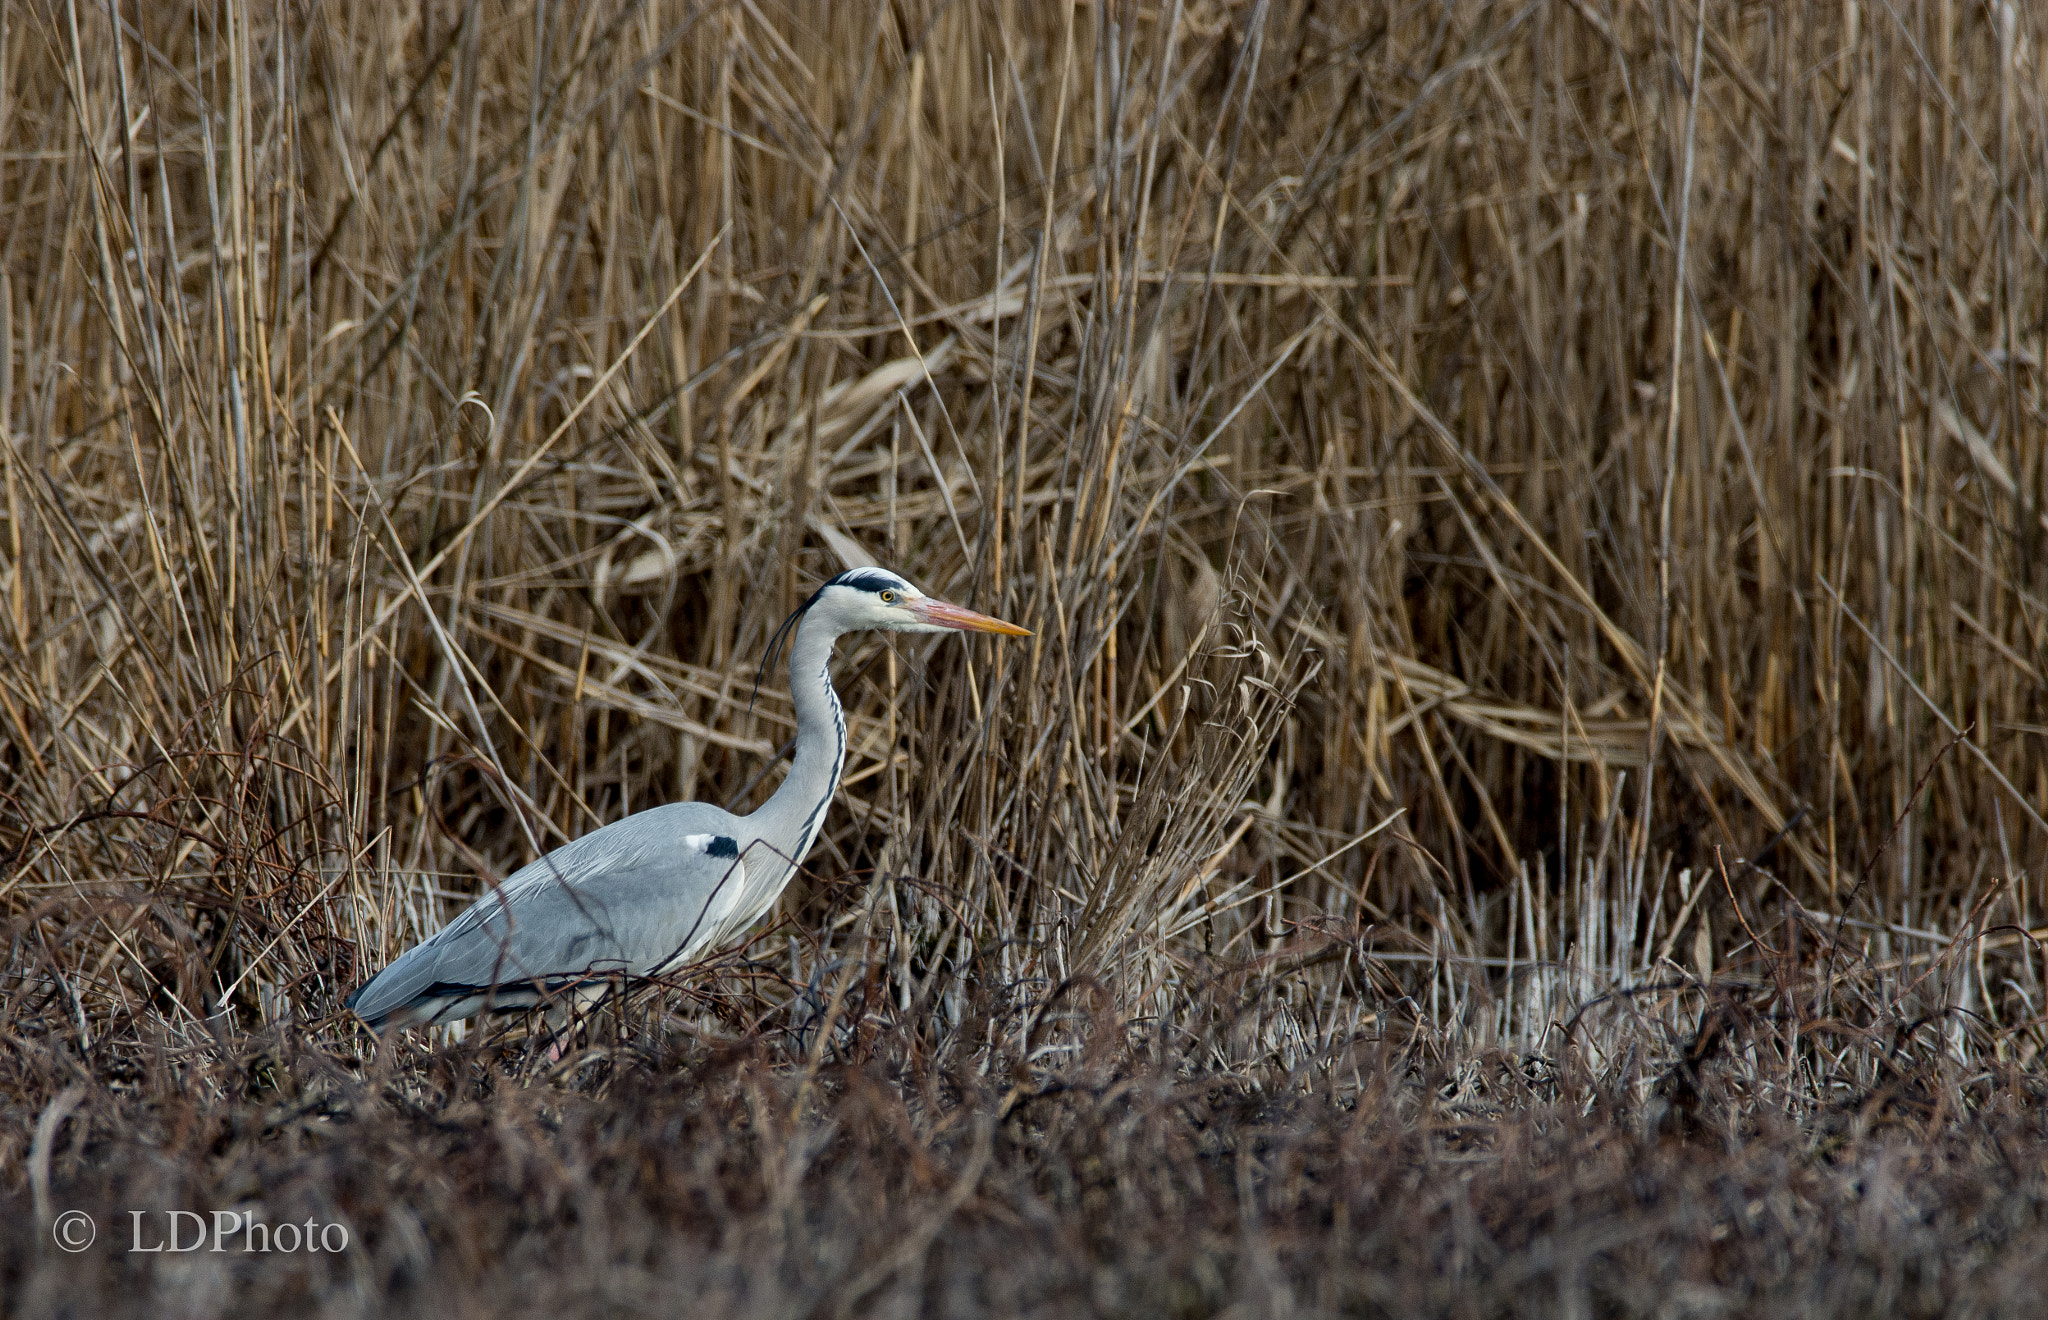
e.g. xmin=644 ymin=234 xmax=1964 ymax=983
xmin=346 ymin=802 xmax=751 ymax=1026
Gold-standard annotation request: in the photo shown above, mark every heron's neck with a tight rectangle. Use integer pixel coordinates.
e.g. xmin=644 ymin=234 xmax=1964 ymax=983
xmin=750 ymin=612 xmax=847 ymax=861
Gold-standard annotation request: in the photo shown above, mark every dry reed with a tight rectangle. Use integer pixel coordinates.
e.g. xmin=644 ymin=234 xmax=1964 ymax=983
xmin=3 ymin=0 xmax=2047 ymax=1313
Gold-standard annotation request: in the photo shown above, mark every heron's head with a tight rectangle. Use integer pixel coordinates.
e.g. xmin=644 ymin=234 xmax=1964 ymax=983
xmin=806 ymin=568 xmax=1031 ymax=636
xmin=752 ymin=566 xmax=1029 ymax=712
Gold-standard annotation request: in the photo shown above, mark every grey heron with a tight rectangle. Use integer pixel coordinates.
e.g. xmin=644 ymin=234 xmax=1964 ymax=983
xmin=344 ymin=567 xmax=1028 ymax=1029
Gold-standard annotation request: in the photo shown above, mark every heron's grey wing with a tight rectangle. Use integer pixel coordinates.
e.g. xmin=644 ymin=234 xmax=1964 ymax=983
xmin=346 ymin=802 xmax=749 ymax=1026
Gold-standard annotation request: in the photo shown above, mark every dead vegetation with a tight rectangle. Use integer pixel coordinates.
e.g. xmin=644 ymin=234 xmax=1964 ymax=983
xmin=3 ymin=0 xmax=2047 ymax=1314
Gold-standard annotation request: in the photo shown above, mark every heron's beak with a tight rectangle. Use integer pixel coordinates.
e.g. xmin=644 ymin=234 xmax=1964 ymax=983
xmin=911 ymin=597 xmax=1032 ymax=636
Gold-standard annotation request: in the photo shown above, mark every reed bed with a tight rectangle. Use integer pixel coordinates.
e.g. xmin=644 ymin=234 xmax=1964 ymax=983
xmin=3 ymin=0 xmax=2047 ymax=1313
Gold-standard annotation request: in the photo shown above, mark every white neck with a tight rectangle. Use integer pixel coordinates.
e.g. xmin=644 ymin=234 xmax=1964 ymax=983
xmin=745 ymin=609 xmax=847 ymax=873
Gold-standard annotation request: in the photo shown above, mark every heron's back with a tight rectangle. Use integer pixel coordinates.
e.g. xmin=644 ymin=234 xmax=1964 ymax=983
xmin=345 ymin=801 xmax=755 ymax=1027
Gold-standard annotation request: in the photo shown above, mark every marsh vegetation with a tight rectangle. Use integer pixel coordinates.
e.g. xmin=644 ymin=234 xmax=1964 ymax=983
xmin=3 ymin=0 xmax=2047 ymax=1313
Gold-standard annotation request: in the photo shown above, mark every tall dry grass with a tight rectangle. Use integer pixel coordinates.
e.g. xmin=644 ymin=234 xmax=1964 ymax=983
xmin=0 ymin=0 xmax=2045 ymax=1153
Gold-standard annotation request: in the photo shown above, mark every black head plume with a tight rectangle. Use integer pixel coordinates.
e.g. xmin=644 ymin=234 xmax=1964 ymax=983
xmin=748 ymin=570 xmax=907 ymax=712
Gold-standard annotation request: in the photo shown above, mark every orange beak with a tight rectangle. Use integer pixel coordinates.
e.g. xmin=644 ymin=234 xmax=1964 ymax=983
xmin=909 ymin=597 xmax=1032 ymax=636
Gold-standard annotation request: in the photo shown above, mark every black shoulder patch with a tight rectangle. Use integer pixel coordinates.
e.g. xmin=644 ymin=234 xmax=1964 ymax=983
xmin=705 ymin=835 xmax=739 ymax=859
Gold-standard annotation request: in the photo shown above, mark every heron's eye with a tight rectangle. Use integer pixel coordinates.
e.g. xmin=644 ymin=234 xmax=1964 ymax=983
xmin=879 ymin=590 xmax=897 ymax=604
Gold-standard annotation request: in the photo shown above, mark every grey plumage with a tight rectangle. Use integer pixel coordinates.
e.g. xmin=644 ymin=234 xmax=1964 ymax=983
xmin=345 ymin=567 xmax=1027 ymax=1029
